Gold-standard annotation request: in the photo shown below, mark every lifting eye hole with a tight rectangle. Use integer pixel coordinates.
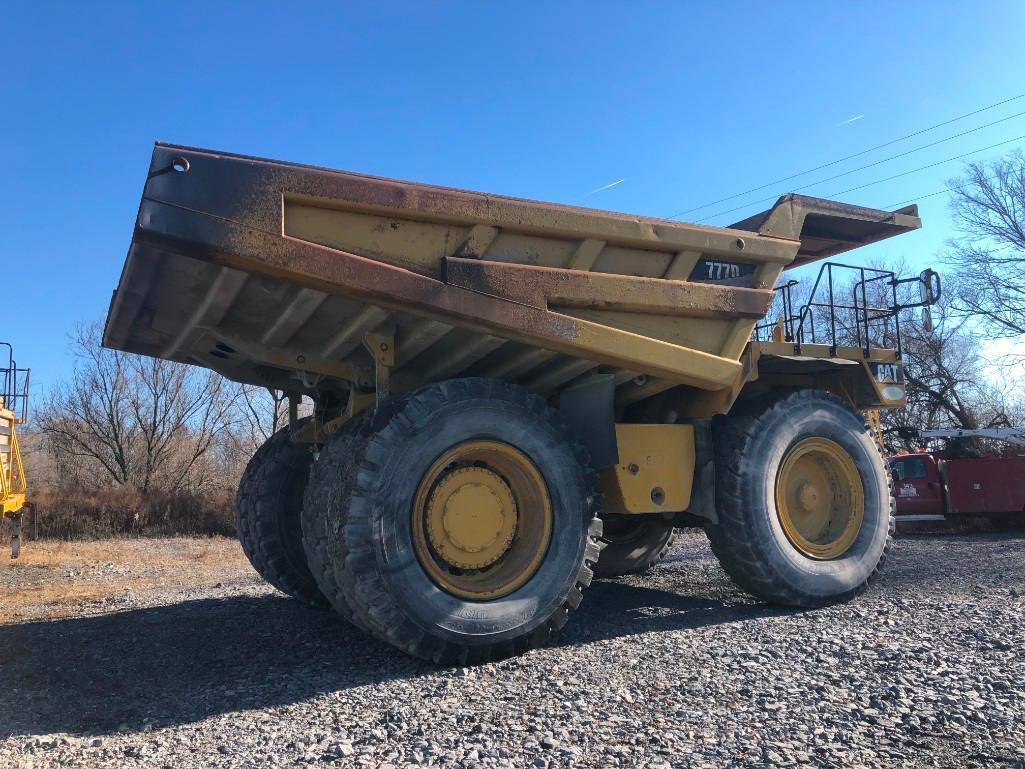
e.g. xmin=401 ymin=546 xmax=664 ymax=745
xmin=171 ymin=156 xmax=190 ymax=174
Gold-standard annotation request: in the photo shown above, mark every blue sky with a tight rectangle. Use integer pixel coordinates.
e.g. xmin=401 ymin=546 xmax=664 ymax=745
xmin=5 ymin=1 xmax=1025 ymax=392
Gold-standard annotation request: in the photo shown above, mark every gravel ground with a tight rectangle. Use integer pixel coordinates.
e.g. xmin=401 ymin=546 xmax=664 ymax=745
xmin=2 ymin=529 xmax=1025 ymax=768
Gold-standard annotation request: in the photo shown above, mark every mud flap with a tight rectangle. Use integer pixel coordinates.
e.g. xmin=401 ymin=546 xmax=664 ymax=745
xmin=559 ymin=373 xmax=618 ymax=470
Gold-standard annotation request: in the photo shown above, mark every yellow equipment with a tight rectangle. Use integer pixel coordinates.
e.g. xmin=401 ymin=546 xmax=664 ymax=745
xmin=102 ymin=144 xmax=941 ymax=663
xmin=1 ymin=345 xmax=29 ymax=558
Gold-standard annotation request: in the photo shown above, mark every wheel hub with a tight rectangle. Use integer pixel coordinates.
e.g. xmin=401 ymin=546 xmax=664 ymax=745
xmin=411 ymin=440 xmax=553 ymax=600
xmin=427 ymin=467 xmax=517 ymax=569
xmin=776 ymin=437 xmax=865 ymax=560
xmin=797 ymin=482 xmax=820 ymax=512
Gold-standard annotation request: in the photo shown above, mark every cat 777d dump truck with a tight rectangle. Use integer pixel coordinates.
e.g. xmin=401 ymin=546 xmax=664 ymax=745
xmin=103 ymin=144 xmax=938 ymax=663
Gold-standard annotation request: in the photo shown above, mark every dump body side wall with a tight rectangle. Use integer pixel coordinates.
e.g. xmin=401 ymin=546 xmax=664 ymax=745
xmin=105 ymin=145 xmax=802 ymax=406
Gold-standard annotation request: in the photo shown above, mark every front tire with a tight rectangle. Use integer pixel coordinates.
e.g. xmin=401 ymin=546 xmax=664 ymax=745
xmin=309 ymin=378 xmax=602 ymax=663
xmin=705 ymin=390 xmax=893 ymax=607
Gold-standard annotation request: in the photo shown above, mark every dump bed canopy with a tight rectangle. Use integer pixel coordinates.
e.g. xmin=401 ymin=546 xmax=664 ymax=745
xmin=731 ymin=195 xmax=920 ymax=268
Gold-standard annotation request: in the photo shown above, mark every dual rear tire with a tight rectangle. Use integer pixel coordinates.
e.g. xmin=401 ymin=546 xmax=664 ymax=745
xmin=236 ymin=421 xmax=327 ymax=608
xmin=594 ymin=515 xmax=675 ymax=577
xmin=302 ymin=378 xmax=602 ymax=663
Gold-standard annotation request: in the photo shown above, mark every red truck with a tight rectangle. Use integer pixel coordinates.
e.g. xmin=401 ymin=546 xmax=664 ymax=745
xmin=889 ymin=428 xmax=1025 ymax=527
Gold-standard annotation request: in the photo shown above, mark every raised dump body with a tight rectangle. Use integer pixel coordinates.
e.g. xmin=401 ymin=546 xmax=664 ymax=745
xmin=104 ymin=144 xmax=930 ymax=663
xmin=104 ymin=144 xmax=919 ymax=411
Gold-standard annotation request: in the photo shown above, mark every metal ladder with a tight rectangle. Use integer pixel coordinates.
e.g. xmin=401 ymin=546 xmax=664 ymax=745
xmin=865 ymin=409 xmax=885 ymax=451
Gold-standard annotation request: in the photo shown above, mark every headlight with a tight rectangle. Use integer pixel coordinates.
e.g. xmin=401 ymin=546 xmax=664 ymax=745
xmin=882 ymin=385 xmax=905 ymax=401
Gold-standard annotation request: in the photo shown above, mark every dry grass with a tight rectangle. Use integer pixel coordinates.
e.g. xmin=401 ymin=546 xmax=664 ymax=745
xmin=22 ymin=484 xmax=237 ymax=540
xmin=0 ymin=537 xmax=249 ymax=623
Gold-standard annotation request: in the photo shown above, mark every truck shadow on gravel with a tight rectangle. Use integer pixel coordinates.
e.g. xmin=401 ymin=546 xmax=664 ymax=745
xmin=0 ymin=580 xmax=786 ymax=737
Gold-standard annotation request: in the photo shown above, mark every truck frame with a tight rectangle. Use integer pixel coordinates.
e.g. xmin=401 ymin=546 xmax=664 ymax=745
xmin=103 ymin=144 xmax=936 ymax=662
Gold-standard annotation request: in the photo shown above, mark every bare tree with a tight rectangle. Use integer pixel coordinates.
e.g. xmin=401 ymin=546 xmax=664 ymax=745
xmin=237 ymin=386 xmax=289 ymax=443
xmin=880 ymin=289 xmax=1023 ymax=452
xmin=214 ymin=386 xmax=293 ymax=483
xmin=947 ymin=151 xmax=1025 ymax=338
xmin=37 ymin=321 xmax=240 ymax=492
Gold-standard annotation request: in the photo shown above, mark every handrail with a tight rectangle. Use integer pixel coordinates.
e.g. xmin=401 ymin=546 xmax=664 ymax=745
xmin=0 ymin=342 xmax=30 ymax=423
xmin=754 ymin=262 xmax=937 ymax=360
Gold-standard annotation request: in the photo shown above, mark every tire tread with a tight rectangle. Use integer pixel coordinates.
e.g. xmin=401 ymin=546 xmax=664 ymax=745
xmin=236 ymin=423 xmax=326 ymax=607
xmin=336 ymin=378 xmax=603 ymax=663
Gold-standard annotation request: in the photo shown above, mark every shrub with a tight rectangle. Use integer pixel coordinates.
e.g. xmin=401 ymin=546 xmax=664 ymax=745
xmin=18 ymin=484 xmax=236 ymax=540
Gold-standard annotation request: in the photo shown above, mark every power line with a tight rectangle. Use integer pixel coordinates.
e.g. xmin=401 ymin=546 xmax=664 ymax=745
xmin=694 ymin=112 xmax=1025 ymax=223
xmin=665 ymin=91 xmax=1025 ymax=220
xmin=823 ymin=134 xmax=1025 ymax=200
xmin=879 ymin=188 xmax=952 ymax=209
xmin=701 ymin=132 xmax=1025 ymax=222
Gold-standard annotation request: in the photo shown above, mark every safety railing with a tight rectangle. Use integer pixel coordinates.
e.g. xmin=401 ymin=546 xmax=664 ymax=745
xmin=753 ymin=262 xmax=940 ymax=359
xmin=0 ymin=343 xmax=30 ymax=423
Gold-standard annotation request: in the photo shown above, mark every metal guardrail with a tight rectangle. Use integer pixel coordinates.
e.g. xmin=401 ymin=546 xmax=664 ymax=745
xmin=0 ymin=342 xmax=30 ymax=423
xmin=754 ymin=262 xmax=940 ymax=360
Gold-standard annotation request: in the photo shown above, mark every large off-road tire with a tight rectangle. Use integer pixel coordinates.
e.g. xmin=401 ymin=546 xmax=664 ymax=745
xmin=236 ymin=421 xmax=327 ymax=607
xmin=594 ymin=514 xmax=675 ymax=577
xmin=705 ymin=389 xmax=893 ymax=607
xmin=301 ymin=411 xmax=376 ymax=632
xmin=308 ymin=378 xmax=602 ymax=664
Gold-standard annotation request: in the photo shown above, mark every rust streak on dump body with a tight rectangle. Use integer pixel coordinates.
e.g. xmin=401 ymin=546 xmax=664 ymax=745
xmin=140 ymin=144 xmax=803 ymax=262
xmin=443 ymin=257 xmax=774 ymax=319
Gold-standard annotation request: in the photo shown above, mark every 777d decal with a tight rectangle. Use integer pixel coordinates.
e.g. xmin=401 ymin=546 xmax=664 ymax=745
xmin=689 ymin=258 xmax=756 ymax=283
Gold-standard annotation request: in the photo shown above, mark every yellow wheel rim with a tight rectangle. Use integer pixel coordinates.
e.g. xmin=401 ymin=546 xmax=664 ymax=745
xmin=775 ymin=437 xmax=864 ymax=560
xmin=412 ymin=440 xmax=552 ymax=600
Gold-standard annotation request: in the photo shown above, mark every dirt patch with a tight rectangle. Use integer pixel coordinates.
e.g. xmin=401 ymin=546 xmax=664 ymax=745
xmin=0 ymin=537 xmax=251 ymax=623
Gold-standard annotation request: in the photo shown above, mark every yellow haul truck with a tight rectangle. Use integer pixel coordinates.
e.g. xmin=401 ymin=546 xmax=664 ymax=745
xmin=103 ymin=144 xmax=938 ymax=663
xmin=1 ymin=344 xmax=30 ymax=558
